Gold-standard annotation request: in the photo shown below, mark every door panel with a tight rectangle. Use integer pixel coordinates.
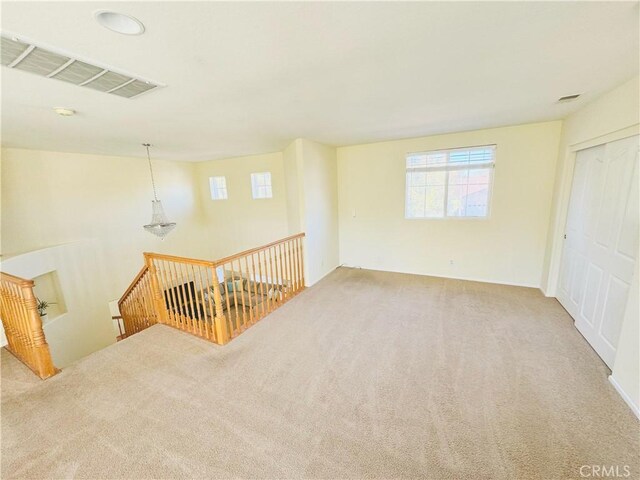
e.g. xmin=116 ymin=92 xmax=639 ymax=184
xmin=581 ymin=264 xmax=603 ymax=326
xmin=599 ymin=276 xmax=629 ymax=348
xmin=558 ymin=135 xmax=639 ymax=368
xmin=616 ymin=158 xmax=639 ymax=259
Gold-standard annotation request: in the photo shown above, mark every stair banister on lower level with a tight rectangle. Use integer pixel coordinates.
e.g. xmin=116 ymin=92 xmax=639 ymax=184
xmin=0 ymin=272 xmax=58 ymax=379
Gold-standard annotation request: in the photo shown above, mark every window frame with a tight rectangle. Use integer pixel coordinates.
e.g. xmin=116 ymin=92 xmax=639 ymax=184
xmin=404 ymin=145 xmax=496 ymax=220
xmin=251 ymin=172 xmax=273 ymax=199
xmin=209 ymin=176 xmax=228 ymax=201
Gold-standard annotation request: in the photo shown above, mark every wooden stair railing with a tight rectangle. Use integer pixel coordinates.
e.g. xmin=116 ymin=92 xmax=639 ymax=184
xmin=117 ymin=266 xmax=158 ymax=339
xmin=0 ymin=272 xmax=58 ymax=379
xmin=118 ymin=233 xmax=305 ymax=345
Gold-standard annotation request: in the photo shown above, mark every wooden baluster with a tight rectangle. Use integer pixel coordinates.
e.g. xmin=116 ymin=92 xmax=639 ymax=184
xmin=241 ymin=256 xmax=252 ymax=325
xmin=175 ymin=262 xmax=190 ymax=332
xmin=0 ymin=284 xmax=13 ymax=352
xmin=1 ymin=284 xmax=18 ymax=358
xmin=285 ymin=241 xmax=293 ymax=297
xmin=277 ymin=243 xmax=286 ymax=301
xmin=166 ymin=260 xmax=179 ymax=327
xmin=140 ymin=274 xmax=150 ymax=327
xmin=16 ymin=284 xmax=32 ymax=364
xmin=231 ymin=259 xmax=241 ymax=331
xmin=236 ymin=259 xmax=246 ymax=331
xmin=235 ymin=259 xmax=248 ymax=330
xmin=186 ymin=264 xmax=200 ymax=334
xmin=20 ymin=279 xmax=56 ymax=379
xmin=291 ymin=238 xmax=300 ymax=293
xmin=298 ymin=237 xmax=305 ymax=290
xmin=157 ymin=261 xmax=174 ymax=327
xmin=250 ymin=253 xmax=263 ymax=322
xmin=9 ymin=284 xmax=26 ymax=364
xmin=294 ymin=238 xmax=301 ymax=293
xmin=266 ymin=247 xmax=275 ymax=312
xmin=256 ymin=250 xmax=267 ymax=317
xmin=265 ymin=247 xmax=274 ymax=307
xmin=145 ymin=255 xmax=169 ymax=327
xmin=5 ymin=284 xmax=21 ymax=360
xmin=192 ymin=264 xmax=205 ymax=338
xmin=180 ymin=262 xmax=197 ymax=334
xmin=135 ymin=272 xmax=148 ymax=330
xmin=170 ymin=260 xmax=187 ymax=332
xmin=283 ymin=240 xmax=291 ymax=296
xmin=226 ymin=262 xmax=238 ymax=334
xmin=192 ymin=265 xmax=204 ymax=338
xmin=273 ymin=245 xmax=284 ymax=306
xmin=210 ymin=266 xmax=229 ymax=344
xmin=166 ymin=260 xmax=180 ymax=330
xmin=219 ymin=265 xmax=232 ymax=335
xmin=298 ymin=237 xmax=305 ymax=288
xmin=15 ymin=286 xmax=32 ymax=368
xmin=198 ymin=266 xmax=214 ymax=340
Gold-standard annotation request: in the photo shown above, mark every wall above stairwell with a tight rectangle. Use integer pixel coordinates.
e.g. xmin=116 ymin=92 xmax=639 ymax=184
xmin=1 ymin=147 xmax=212 ymax=365
xmin=1 ymin=147 xmax=211 ymax=293
xmin=194 ymin=151 xmax=290 ymax=259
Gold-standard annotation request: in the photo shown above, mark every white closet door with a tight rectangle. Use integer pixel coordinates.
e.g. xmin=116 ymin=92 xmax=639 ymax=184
xmin=557 ymin=135 xmax=639 ymax=368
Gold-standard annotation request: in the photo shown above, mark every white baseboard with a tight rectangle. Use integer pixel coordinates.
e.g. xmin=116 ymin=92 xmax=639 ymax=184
xmin=608 ymin=375 xmax=640 ymax=420
xmin=338 ymin=265 xmax=539 ymax=289
xmin=305 ymin=265 xmax=339 ymax=287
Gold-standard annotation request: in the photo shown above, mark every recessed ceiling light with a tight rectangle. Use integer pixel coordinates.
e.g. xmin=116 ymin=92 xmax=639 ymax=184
xmin=94 ymin=11 xmax=145 ymax=35
xmin=54 ymin=107 xmax=76 ymax=117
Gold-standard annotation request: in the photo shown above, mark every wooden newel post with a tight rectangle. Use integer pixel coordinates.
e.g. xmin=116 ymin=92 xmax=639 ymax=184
xmin=21 ymin=282 xmax=57 ymax=379
xmin=144 ymin=253 xmax=168 ymax=326
xmin=211 ymin=267 xmax=229 ymax=344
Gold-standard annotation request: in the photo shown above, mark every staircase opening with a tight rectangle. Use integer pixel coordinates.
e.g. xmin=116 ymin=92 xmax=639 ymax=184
xmin=118 ymin=233 xmax=306 ymax=344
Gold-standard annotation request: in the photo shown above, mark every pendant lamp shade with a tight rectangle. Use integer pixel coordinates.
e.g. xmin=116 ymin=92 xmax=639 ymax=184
xmin=142 ymin=143 xmax=176 ymax=239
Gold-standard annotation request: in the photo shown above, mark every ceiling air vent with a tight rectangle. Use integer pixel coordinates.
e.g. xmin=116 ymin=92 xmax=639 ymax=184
xmin=0 ymin=35 xmax=162 ymax=99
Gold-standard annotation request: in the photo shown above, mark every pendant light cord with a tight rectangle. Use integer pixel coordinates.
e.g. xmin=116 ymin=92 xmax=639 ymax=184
xmin=144 ymin=143 xmax=159 ymax=201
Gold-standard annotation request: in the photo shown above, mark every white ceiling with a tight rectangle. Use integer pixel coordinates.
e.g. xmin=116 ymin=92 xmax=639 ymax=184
xmin=1 ymin=1 xmax=638 ymax=162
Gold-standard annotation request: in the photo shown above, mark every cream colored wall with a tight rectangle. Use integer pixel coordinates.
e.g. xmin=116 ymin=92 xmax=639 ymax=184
xmin=1 ymin=241 xmax=116 ymax=367
xmin=298 ymin=139 xmax=339 ymax=285
xmin=283 ymin=140 xmax=304 ymax=235
xmin=540 ymin=75 xmax=640 ymax=415
xmin=1 ymin=147 xmax=209 ymax=366
xmin=611 ymin=257 xmax=639 ymax=417
xmin=337 ymin=121 xmax=562 ymax=287
xmin=542 ymin=76 xmax=640 ymax=295
xmin=194 ymin=152 xmax=290 ymax=259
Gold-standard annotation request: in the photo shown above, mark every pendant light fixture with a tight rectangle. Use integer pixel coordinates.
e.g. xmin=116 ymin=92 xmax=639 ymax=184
xmin=142 ymin=143 xmax=176 ymax=239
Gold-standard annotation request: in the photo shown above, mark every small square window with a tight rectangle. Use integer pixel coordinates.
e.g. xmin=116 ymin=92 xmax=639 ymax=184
xmin=251 ymin=172 xmax=273 ymax=199
xmin=209 ymin=176 xmax=228 ymax=200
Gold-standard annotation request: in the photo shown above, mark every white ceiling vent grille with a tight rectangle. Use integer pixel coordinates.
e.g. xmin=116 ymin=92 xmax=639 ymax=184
xmin=0 ymin=35 xmax=162 ymax=99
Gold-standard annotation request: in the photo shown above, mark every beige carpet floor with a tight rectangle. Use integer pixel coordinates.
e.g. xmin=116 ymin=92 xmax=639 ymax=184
xmin=2 ymin=267 xmax=638 ymax=479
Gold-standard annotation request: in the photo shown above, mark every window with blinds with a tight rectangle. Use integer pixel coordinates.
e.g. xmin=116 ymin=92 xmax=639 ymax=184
xmin=405 ymin=145 xmax=495 ymax=218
